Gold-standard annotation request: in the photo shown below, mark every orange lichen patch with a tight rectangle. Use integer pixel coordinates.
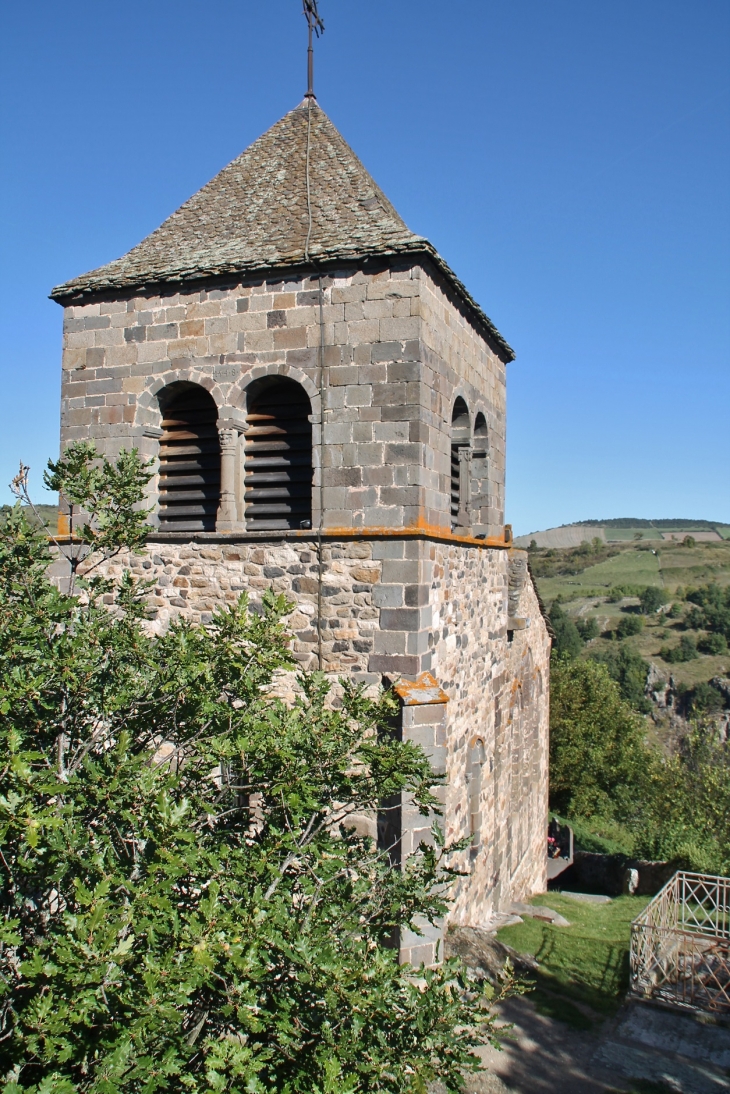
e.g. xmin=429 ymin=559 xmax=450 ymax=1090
xmin=52 ymin=527 xmax=510 ymax=549
xmin=393 ymin=671 xmax=449 ymax=706
xmin=321 ymin=523 xmax=510 ymax=549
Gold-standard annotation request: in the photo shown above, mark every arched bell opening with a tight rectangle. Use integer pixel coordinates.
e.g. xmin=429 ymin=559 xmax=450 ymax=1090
xmin=473 ymin=412 xmax=488 ymax=457
xmin=450 ymin=397 xmax=471 ymax=528
xmin=157 ymin=383 xmax=220 ymax=532
xmin=244 ymin=377 xmax=313 ymax=531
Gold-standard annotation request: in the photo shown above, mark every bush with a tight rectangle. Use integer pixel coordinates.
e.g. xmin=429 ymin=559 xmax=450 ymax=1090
xmin=684 ymin=584 xmax=730 ymax=643
xmin=607 ymin=584 xmax=645 ymax=602
xmin=589 ymin=643 xmax=651 ymax=713
xmin=660 ymin=634 xmax=699 ymax=663
xmin=548 ymin=602 xmax=583 ymax=659
xmin=575 ymin=617 xmax=599 ymax=642
xmin=639 ymin=586 xmax=667 ymax=614
xmin=686 ymin=682 xmax=725 ymax=715
xmin=637 ymin=724 xmax=730 ymax=873
xmin=0 ymin=449 xmax=512 ymax=1094
xmin=684 ymin=605 xmax=705 ymax=629
xmin=698 ymin=632 xmax=729 ymax=655
xmin=615 ymin=615 xmax=643 ymax=639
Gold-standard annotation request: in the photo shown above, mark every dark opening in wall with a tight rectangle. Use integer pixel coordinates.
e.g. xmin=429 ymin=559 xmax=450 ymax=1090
xmin=473 ymin=412 xmax=488 ymax=458
xmin=451 ymin=396 xmax=470 ymax=527
xmin=158 ymin=383 xmax=220 ymax=532
xmin=244 ymin=378 xmax=313 ymax=530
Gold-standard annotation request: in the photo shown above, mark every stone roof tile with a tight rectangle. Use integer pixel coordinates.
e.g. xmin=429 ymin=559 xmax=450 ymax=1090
xmin=51 ymin=100 xmax=513 ymax=360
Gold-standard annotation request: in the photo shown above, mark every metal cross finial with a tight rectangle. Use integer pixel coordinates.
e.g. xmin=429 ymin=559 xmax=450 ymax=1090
xmin=303 ymin=0 xmax=324 ymax=99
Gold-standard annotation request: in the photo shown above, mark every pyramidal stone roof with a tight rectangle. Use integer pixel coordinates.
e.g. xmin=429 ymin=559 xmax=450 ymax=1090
xmin=51 ymin=100 xmax=513 ymax=360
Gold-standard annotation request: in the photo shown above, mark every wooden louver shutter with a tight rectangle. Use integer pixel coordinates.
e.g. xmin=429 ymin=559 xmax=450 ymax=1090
xmin=158 ymin=387 xmax=220 ymax=532
xmin=450 ymin=398 xmax=470 ymax=528
xmin=245 ymin=382 xmax=313 ymax=531
xmin=450 ymin=445 xmax=461 ymax=525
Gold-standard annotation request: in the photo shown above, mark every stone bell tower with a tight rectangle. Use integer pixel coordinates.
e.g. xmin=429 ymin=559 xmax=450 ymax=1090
xmin=51 ymin=98 xmax=551 ymax=964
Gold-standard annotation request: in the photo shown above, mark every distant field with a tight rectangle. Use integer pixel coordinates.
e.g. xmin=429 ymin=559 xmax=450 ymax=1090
xmin=0 ymin=503 xmax=58 ymax=529
xmin=659 ymin=542 xmax=730 ymax=589
xmin=537 ymin=548 xmax=662 ymax=603
xmin=518 ymin=519 xmax=730 ymax=546
xmin=603 ymin=528 xmax=657 ymax=541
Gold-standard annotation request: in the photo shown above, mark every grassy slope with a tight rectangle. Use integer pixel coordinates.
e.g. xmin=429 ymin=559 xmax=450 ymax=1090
xmin=532 ymin=540 xmax=730 ymax=688
xmin=537 ymin=549 xmax=662 ymax=603
xmin=497 ymin=893 xmax=648 ymax=1025
xmin=0 ymin=504 xmax=58 ymax=529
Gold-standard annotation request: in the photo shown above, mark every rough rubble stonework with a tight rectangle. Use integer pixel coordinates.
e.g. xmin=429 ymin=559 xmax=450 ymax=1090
xmin=52 ymin=100 xmax=549 ymax=965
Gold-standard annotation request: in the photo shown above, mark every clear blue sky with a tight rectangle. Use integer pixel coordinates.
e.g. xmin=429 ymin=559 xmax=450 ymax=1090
xmin=1 ymin=0 xmax=728 ymax=535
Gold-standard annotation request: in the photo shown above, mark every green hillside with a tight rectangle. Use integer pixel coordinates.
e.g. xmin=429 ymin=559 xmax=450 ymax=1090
xmin=529 ymin=536 xmax=730 ymax=698
xmin=0 ymin=503 xmax=58 ymax=530
xmin=575 ymin=517 xmax=725 ymax=530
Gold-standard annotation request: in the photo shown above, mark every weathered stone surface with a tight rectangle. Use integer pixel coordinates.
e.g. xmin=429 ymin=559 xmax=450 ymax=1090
xmin=57 ymin=261 xmax=507 ymax=535
xmin=444 ymin=925 xmax=539 ymax=982
xmin=509 ymin=902 xmax=570 ymax=927
xmin=86 ymin=533 xmax=550 ymax=964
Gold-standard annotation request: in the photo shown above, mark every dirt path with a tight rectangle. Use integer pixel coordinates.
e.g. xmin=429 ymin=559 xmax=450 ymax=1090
xmin=454 ymin=996 xmax=730 ymax=1094
xmin=465 ymin=996 xmax=631 ymax=1093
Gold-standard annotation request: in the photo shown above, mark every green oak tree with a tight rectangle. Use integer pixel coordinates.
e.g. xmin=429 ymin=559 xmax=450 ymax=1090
xmin=0 ymin=446 xmax=516 ymax=1094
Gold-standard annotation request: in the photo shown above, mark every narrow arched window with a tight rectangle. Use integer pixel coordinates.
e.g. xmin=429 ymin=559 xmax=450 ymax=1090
xmin=244 ymin=378 xmax=313 ymax=530
xmin=158 ymin=383 xmax=220 ymax=531
xmin=473 ymin=412 xmax=488 ymax=459
xmin=468 ymin=739 xmax=486 ymax=851
xmin=450 ymin=397 xmax=470 ymax=528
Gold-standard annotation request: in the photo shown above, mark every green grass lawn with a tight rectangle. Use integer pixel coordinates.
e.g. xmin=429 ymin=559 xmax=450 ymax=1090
xmin=497 ymin=892 xmax=648 ymax=1027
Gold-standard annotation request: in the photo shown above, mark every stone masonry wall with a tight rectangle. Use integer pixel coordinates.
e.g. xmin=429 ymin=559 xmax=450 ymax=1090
xmin=96 ymin=537 xmax=381 ymax=680
xmin=91 ymin=534 xmax=549 ymax=944
xmin=417 ymin=270 xmax=506 ymax=535
xmin=59 ymin=260 xmax=508 ymax=536
xmin=426 ymin=545 xmax=550 ymax=928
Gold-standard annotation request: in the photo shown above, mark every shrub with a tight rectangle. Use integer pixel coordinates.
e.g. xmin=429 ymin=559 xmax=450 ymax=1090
xmin=575 ymin=617 xmax=599 ymax=642
xmin=550 ymin=661 xmax=730 ymax=875
xmin=616 ymin=615 xmax=643 ymax=639
xmin=638 ymin=723 xmax=730 ymax=874
xmin=548 ymin=602 xmax=583 ymax=659
xmin=607 ymin=584 xmax=649 ymax=602
xmin=698 ymin=632 xmax=729 ymax=655
xmin=589 ymin=643 xmax=651 ymax=713
xmin=660 ymin=634 xmax=699 ymax=663
xmin=686 ymin=682 xmax=725 ymax=714
xmin=684 ymin=584 xmax=730 ymax=643
xmin=639 ymin=586 xmax=667 ymax=614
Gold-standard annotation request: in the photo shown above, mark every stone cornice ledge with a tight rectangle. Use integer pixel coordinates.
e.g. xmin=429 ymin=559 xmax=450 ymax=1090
xmin=52 ymin=527 xmax=512 ymax=550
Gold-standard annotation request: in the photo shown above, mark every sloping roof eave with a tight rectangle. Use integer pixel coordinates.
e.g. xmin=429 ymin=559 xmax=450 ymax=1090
xmin=50 ymin=241 xmax=515 ymax=363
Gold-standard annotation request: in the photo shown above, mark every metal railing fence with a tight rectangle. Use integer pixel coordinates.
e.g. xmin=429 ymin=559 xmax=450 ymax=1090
xmin=630 ymin=871 xmax=730 ymax=1014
